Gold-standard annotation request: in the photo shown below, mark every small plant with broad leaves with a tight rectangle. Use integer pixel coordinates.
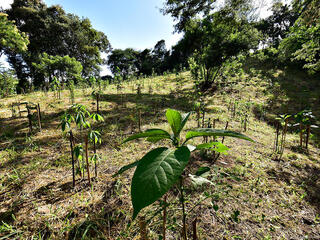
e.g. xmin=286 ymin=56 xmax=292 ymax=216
xmin=113 ymin=108 xmax=253 ymax=238
xmin=294 ymin=110 xmax=318 ymax=149
xmin=60 ymin=104 xmax=104 ymax=186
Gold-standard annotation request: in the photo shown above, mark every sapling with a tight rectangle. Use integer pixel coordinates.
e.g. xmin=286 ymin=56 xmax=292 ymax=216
xmin=60 ymin=105 xmax=104 ymax=185
xmin=89 ymin=130 xmax=102 ymax=178
xmin=274 ymin=114 xmax=291 ymax=160
xmin=113 ymin=109 xmax=253 ymax=239
xmin=294 ymin=110 xmax=318 ymax=150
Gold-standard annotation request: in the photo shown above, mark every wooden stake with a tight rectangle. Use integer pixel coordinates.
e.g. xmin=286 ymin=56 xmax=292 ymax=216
xmin=85 ymin=136 xmax=91 ymax=185
xmin=36 ymin=104 xmax=42 ymax=130
xmin=192 ymin=218 xmax=198 ymax=240
xmin=27 ymin=107 xmax=32 ymax=133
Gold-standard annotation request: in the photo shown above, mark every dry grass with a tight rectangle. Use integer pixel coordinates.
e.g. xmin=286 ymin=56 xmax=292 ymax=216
xmin=0 ymin=70 xmax=319 ymax=239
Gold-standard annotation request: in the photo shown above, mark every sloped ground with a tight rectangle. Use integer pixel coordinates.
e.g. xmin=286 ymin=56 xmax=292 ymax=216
xmin=0 ymin=70 xmax=319 ymax=239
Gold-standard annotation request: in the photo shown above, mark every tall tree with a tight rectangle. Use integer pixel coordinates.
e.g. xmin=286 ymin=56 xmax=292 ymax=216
xmin=5 ymin=0 xmax=110 ymax=89
xmin=162 ymin=0 xmax=257 ymax=32
xmin=107 ymin=48 xmax=139 ymax=79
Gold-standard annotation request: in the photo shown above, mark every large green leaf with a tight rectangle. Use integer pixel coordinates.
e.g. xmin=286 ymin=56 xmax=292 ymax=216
xmin=122 ymin=129 xmax=171 ymax=144
xmin=185 ymin=128 xmax=254 ymax=144
xmin=166 ymin=109 xmax=182 ymax=137
xmin=131 ymin=146 xmax=190 ymax=219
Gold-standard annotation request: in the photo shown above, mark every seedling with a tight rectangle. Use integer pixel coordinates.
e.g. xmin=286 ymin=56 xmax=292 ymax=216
xmin=114 ymin=109 xmax=253 ymax=239
xmin=294 ymin=110 xmax=318 ymax=150
xmin=274 ymin=114 xmax=291 ymax=160
xmin=51 ymin=76 xmax=61 ymax=99
xmin=60 ymin=104 xmax=104 ymax=186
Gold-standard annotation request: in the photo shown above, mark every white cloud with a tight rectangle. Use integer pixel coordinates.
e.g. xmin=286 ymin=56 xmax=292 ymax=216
xmin=0 ymin=0 xmax=13 ymax=10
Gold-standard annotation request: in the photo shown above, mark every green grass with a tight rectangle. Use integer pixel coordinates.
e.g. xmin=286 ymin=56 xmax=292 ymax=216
xmin=0 ymin=69 xmax=319 ymax=239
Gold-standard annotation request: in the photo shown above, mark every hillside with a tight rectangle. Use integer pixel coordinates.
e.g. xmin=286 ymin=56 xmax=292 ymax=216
xmin=0 ymin=68 xmax=320 ymax=239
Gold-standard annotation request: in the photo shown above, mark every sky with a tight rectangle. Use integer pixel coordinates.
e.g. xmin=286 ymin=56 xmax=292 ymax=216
xmin=0 ymin=0 xmax=279 ymax=74
xmin=0 ymin=0 xmax=182 ymax=74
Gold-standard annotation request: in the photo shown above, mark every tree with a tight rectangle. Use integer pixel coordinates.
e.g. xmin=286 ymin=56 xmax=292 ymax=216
xmin=256 ymin=3 xmax=298 ymax=48
xmin=0 ymin=65 xmax=19 ymax=98
xmin=5 ymin=0 xmax=110 ymax=89
xmin=107 ymin=48 xmax=139 ymax=79
xmin=0 ymin=12 xmax=28 ymax=57
xmin=136 ymin=48 xmax=153 ymax=76
xmin=162 ymin=0 xmax=257 ymax=32
xmin=32 ymin=53 xmax=83 ymax=87
xmin=186 ymin=12 xmax=260 ymax=89
xmin=280 ymin=22 xmax=320 ymax=74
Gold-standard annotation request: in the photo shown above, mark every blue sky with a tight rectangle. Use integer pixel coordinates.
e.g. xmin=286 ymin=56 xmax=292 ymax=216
xmin=1 ymin=0 xmax=280 ymax=74
xmin=44 ymin=0 xmax=182 ymax=50
xmin=1 ymin=0 xmax=181 ymax=74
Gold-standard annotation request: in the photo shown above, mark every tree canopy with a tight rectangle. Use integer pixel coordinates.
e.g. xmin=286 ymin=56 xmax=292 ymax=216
xmin=0 ymin=12 xmax=28 ymax=57
xmin=4 ymin=0 xmax=110 ymax=90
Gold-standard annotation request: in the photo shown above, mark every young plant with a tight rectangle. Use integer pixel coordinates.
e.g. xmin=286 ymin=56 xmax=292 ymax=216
xmin=294 ymin=110 xmax=318 ymax=149
xmin=51 ymin=76 xmax=61 ymax=99
xmin=274 ymin=114 xmax=291 ymax=160
xmin=114 ymin=109 xmax=253 ymax=238
xmin=60 ymin=104 xmax=104 ymax=186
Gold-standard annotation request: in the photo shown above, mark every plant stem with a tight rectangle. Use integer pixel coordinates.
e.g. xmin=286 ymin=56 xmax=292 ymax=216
xmin=85 ymin=136 xmax=91 ymax=185
xmin=179 ymin=177 xmax=187 ymax=240
xmin=96 ymin=93 xmax=99 ymax=114
xmin=274 ymin=122 xmax=280 ymax=154
xmin=299 ymin=123 xmax=303 ymax=148
xmin=69 ymin=131 xmax=75 ymax=188
xmin=94 ymin=140 xmax=97 ymax=178
xmin=279 ymin=119 xmax=288 ymax=160
xmin=306 ymin=125 xmax=311 ymax=150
